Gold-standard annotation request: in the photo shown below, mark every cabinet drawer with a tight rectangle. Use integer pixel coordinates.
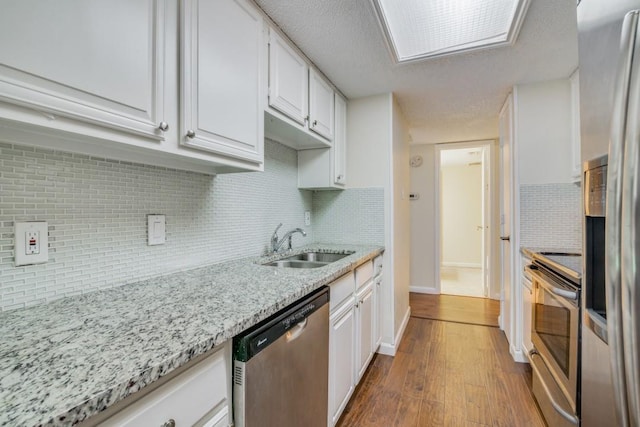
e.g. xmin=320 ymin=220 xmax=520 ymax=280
xmin=355 ymin=261 xmax=373 ymax=290
xmin=330 ymin=272 xmax=355 ymax=312
xmin=373 ymin=255 xmax=383 ymax=277
xmin=100 ymin=345 xmax=229 ymax=427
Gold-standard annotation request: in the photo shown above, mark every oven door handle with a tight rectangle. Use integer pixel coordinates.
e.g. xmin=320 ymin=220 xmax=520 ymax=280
xmin=527 ymin=266 xmax=578 ymax=301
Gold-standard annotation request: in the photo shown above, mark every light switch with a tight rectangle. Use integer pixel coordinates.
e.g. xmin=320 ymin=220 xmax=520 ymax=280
xmin=147 ymin=214 xmax=166 ymax=246
xmin=15 ymin=222 xmax=48 ymax=266
xmin=304 ymin=211 xmax=311 ymax=226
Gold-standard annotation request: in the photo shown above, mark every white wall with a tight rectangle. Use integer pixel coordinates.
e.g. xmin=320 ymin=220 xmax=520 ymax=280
xmin=441 ymin=164 xmax=482 ymax=266
xmin=391 ymin=95 xmax=411 ymax=339
xmin=347 ymin=93 xmax=410 ymax=353
xmin=516 ymin=79 xmax=573 ymax=185
xmin=409 ymin=144 xmax=437 ymax=292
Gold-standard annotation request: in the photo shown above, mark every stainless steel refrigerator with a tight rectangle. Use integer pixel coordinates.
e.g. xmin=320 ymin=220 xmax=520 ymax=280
xmin=578 ymin=1 xmax=640 ymax=426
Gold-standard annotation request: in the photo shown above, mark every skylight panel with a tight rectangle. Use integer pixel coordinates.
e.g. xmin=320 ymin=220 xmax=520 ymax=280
xmin=372 ymin=0 xmax=530 ymax=62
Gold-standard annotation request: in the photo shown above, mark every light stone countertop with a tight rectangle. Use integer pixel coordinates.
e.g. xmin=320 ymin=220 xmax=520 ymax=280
xmin=0 ymin=244 xmax=384 ymax=427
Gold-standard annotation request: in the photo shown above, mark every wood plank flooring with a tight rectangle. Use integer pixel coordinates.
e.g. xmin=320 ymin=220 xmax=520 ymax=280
xmin=336 ymin=317 xmax=545 ymax=427
xmin=410 ymin=294 xmax=501 ymax=328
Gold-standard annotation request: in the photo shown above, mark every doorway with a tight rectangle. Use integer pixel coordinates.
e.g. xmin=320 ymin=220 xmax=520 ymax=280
xmin=436 ymin=141 xmax=493 ymax=298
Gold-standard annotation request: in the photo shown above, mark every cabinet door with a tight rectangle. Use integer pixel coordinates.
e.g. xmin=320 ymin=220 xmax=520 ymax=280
xmin=329 ymin=300 xmax=356 ymax=426
xmin=0 ymin=0 xmax=166 ymax=140
xmin=333 ymin=94 xmax=347 ymax=186
xmin=373 ymin=275 xmax=383 ymax=349
xmin=181 ymin=0 xmax=264 ymax=163
xmin=100 ymin=344 xmax=230 ymax=427
xmin=523 ymin=277 xmax=534 ymax=355
xmin=268 ymin=30 xmax=309 ymax=126
xmin=356 ymin=282 xmax=374 ymax=381
xmin=309 ymin=68 xmax=335 ymax=141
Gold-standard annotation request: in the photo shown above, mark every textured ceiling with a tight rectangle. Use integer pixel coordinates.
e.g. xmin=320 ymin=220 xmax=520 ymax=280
xmin=254 ymin=0 xmax=579 ymax=144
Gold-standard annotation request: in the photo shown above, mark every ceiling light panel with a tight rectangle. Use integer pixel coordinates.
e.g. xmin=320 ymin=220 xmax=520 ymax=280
xmin=373 ymin=0 xmax=530 ymax=62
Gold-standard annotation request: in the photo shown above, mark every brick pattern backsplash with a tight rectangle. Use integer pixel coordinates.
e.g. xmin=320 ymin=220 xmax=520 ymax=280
xmin=0 ymin=140 xmax=314 ymax=311
xmin=519 ymin=183 xmax=582 ymax=251
xmin=312 ymin=188 xmax=385 ymax=245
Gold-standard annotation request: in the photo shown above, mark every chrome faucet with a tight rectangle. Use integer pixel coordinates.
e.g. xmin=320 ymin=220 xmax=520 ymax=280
xmin=271 ymin=223 xmax=306 ymax=253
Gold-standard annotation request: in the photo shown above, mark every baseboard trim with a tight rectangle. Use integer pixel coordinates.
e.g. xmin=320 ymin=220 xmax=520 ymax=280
xmin=409 ymin=286 xmax=438 ymax=294
xmin=441 ymin=262 xmax=482 ymax=269
xmin=510 ymin=345 xmax=528 ymax=363
xmin=377 ymin=306 xmax=411 ymax=356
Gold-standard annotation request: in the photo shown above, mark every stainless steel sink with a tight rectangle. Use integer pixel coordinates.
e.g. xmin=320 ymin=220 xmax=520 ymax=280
xmin=282 ymin=251 xmax=354 ymax=263
xmin=263 ymin=260 xmax=328 ymax=269
xmin=261 ymin=251 xmax=354 ymax=269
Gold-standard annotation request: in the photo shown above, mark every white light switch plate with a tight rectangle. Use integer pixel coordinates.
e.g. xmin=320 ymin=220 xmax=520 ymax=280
xmin=304 ymin=211 xmax=311 ymax=226
xmin=147 ymin=215 xmax=166 ymax=245
xmin=15 ymin=221 xmax=48 ymax=266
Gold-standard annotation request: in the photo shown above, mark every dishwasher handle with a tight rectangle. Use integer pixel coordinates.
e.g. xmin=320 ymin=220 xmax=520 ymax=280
xmin=286 ymin=318 xmax=308 ymax=342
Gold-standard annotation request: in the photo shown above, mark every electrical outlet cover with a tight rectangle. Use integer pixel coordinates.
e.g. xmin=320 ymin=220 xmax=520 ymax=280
xmin=15 ymin=222 xmax=48 ymax=266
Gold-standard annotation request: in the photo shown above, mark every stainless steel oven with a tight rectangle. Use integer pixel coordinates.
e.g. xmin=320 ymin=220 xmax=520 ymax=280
xmin=527 ymin=261 xmax=580 ymax=426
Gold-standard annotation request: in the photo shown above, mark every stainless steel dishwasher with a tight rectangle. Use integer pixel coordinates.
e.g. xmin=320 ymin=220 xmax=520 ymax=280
xmin=233 ymin=286 xmax=329 ymax=427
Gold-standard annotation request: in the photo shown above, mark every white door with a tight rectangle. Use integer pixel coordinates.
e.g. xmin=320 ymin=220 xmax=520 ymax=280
xmin=0 ymin=0 xmax=166 ymax=140
xmin=499 ymin=94 xmax=513 ymax=338
xmin=328 ymin=302 xmax=355 ymax=426
xmin=356 ymin=283 xmax=374 ymax=381
xmin=268 ymin=30 xmax=308 ymax=126
xmin=333 ymin=94 xmax=347 ymax=186
xmin=482 ymin=146 xmax=491 ymax=297
xmin=180 ymin=0 xmax=264 ymax=163
xmin=309 ymin=68 xmax=334 ymax=141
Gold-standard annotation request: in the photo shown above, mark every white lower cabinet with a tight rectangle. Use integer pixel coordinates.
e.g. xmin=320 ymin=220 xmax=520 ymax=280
xmin=98 ymin=342 xmax=231 ymax=427
xmin=356 ymin=281 xmax=374 ymax=381
xmin=328 ymin=259 xmax=378 ymax=426
xmin=523 ymin=273 xmax=534 ymax=356
xmin=373 ymin=273 xmax=383 ymax=350
xmin=328 ymin=296 xmax=356 ymax=426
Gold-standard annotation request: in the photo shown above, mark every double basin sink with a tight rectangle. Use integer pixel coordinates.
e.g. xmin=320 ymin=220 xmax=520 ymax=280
xmin=262 ymin=251 xmax=354 ymax=269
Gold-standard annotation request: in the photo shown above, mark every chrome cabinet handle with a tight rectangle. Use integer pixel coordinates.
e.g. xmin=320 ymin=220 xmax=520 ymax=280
xmin=186 ymin=130 xmax=196 ymax=139
xmin=161 ymin=419 xmax=176 ymax=427
xmin=500 ymin=236 xmax=510 ymax=241
xmin=158 ymin=121 xmax=169 ymax=132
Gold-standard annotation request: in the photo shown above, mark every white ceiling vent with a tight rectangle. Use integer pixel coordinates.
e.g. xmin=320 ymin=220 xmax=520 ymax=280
xmin=372 ymin=0 xmax=531 ymax=63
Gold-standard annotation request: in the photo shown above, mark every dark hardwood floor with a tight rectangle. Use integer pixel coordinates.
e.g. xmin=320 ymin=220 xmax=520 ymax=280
xmin=410 ymin=293 xmax=501 ymax=328
xmin=336 ymin=298 xmax=544 ymax=427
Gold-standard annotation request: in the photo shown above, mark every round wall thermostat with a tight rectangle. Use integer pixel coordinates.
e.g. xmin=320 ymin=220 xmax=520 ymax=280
xmin=410 ymin=155 xmax=423 ymax=167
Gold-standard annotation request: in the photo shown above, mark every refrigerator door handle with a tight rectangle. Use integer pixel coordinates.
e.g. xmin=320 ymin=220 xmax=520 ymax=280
xmin=607 ymin=10 xmax=639 ymax=427
xmin=620 ymin=10 xmax=640 ymax=426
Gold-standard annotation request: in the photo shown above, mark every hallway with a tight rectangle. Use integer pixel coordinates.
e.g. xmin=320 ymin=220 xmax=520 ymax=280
xmin=336 ymin=298 xmax=544 ymax=426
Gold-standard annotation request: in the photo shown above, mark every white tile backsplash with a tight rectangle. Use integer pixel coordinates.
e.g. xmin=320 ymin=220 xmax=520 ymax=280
xmin=519 ymin=183 xmax=582 ymax=251
xmin=312 ymin=188 xmax=385 ymax=245
xmin=0 ymin=140 xmax=314 ymax=311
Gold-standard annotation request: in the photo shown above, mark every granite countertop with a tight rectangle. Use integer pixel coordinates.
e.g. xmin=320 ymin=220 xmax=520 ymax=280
xmin=0 ymin=244 xmax=383 ymax=427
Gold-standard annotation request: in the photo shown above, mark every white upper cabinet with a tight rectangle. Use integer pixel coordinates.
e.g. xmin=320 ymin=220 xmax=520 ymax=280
xmin=265 ymin=28 xmax=334 ymax=150
xmin=0 ymin=0 xmax=265 ymax=174
xmin=268 ymin=31 xmax=308 ymax=126
xmin=0 ymin=0 xmax=166 ymax=141
xmin=298 ymin=93 xmax=346 ymax=190
xmin=333 ymin=94 xmax=347 ymax=185
xmin=181 ymin=0 xmax=264 ymax=164
xmin=309 ymin=69 xmax=335 ymax=141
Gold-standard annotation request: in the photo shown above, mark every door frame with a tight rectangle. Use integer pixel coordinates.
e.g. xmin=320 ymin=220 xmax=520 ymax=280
xmin=434 ymin=140 xmax=496 ymax=297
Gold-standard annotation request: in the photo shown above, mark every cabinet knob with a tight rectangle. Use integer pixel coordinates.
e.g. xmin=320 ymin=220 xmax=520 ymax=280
xmin=161 ymin=419 xmax=176 ymax=427
xmin=313 ymin=120 xmax=318 ymax=127
xmin=158 ymin=122 xmax=169 ymax=132
xmin=337 ymin=174 xmax=344 ymax=181
xmin=304 ymin=115 xmax=310 ymax=122
xmin=186 ymin=130 xmax=196 ymax=139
